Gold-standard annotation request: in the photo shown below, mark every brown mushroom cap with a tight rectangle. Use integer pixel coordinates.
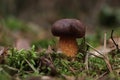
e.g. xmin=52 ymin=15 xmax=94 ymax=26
xmin=51 ymin=19 xmax=85 ymax=38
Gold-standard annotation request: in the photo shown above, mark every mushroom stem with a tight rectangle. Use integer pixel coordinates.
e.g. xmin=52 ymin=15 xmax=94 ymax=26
xmin=59 ymin=37 xmax=78 ymax=57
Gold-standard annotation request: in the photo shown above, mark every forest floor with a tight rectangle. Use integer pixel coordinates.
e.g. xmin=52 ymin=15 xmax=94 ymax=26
xmin=0 ymin=17 xmax=120 ymax=80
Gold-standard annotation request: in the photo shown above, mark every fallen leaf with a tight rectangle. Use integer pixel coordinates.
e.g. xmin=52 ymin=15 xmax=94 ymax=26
xmin=45 ymin=45 xmax=53 ymax=54
xmin=63 ymin=75 xmax=76 ymax=80
xmin=90 ymin=37 xmax=120 ymax=57
xmin=107 ymin=37 xmax=120 ymax=49
xmin=0 ymin=46 xmax=4 ymax=56
xmin=90 ymin=46 xmax=111 ymax=57
xmin=0 ymin=46 xmax=8 ymax=63
xmin=40 ymin=57 xmax=57 ymax=76
xmin=15 ymin=38 xmax=30 ymax=50
xmin=27 ymin=76 xmax=54 ymax=80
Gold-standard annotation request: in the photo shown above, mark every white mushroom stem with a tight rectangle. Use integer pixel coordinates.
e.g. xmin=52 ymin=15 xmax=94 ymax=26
xmin=59 ymin=36 xmax=78 ymax=57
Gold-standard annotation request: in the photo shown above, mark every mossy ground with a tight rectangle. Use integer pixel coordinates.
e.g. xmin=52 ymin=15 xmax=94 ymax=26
xmin=0 ymin=42 xmax=120 ymax=80
xmin=0 ymin=17 xmax=120 ymax=80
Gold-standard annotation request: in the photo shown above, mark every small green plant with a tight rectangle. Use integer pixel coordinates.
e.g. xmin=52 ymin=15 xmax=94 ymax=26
xmin=0 ymin=67 xmax=11 ymax=80
xmin=0 ymin=43 xmax=119 ymax=79
xmin=32 ymin=39 xmax=56 ymax=49
xmin=5 ymin=46 xmax=39 ymax=76
xmin=89 ymin=57 xmax=107 ymax=76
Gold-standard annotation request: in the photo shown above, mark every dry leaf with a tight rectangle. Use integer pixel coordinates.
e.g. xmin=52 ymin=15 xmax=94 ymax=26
xmin=0 ymin=46 xmax=8 ymax=63
xmin=90 ymin=37 xmax=120 ymax=56
xmin=45 ymin=45 xmax=53 ymax=54
xmin=90 ymin=46 xmax=111 ymax=56
xmin=15 ymin=38 xmax=30 ymax=50
xmin=0 ymin=46 xmax=4 ymax=55
xmin=107 ymin=37 xmax=120 ymax=49
xmin=63 ymin=76 xmax=76 ymax=80
xmin=27 ymin=76 xmax=54 ymax=80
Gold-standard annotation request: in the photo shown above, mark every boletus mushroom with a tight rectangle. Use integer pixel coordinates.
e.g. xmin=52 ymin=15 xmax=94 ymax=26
xmin=51 ymin=19 xmax=85 ymax=57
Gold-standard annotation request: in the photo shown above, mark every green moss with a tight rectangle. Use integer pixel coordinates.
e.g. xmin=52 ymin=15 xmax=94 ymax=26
xmin=32 ymin=39 xmax=56 ymax=49
xmin=0 ymin=44 xmax=119 ymax=79
xmin=2 ymin=17 xmax=28 ymax=31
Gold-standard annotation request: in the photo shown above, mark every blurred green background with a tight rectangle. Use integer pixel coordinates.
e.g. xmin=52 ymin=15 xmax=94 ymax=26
xmin=0 ymin=0 xmax=120 ymax=47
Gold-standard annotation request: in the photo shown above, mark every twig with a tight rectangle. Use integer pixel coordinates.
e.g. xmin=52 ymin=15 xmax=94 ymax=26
xmin=40 ymin=57 xmax=57 ymax=75
xmin=84 ymin=44 xmax=89 ymax=71
xmin=86 ymin=42 xmax=106 ymax=59
xmin=69 ymin=66 xmax=76 ymax=75
xmin=87 ymin=51 xmax=103 ymax=59
xmin=85 ymin=52 xmax=89 ymax=70
xmin=104 ymin=57 xmax=113 ymax=73
xmin=103 ymin=32 xmax=107 ymax=51
xmin=46 ymin=45 xmax=53 ymax=62
xmin=3 ymin=65 xmax=19 ymax=71
xmin=95 ymin=71 xmax=108 ymax=80
xmin=25 ymin=58 xmax=39 ymax=74
xmin=86 ymin=42 xmax=113 ymax=73
xmin=80 ymin=47 xmax=103 ymax=59
xmin=111 ymin=30 xmax=120 ymax=52
xmin=103 ymin=32 xmax=113 ymax=73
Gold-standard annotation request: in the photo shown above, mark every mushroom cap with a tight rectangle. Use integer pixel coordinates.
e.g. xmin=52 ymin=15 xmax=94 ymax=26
xmin=51 ymin=19 xmax=85 ymax=38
